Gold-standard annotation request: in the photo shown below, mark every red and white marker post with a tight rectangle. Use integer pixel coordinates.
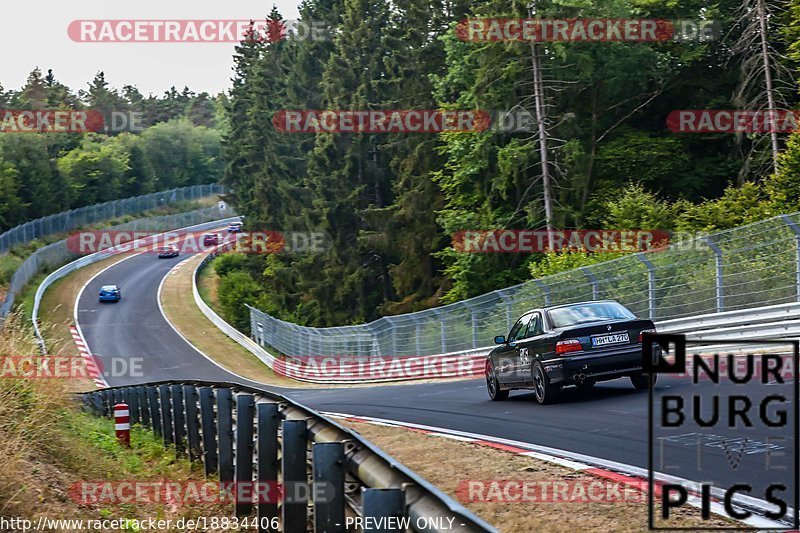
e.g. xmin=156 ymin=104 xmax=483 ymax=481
xmin=113 ymin=403 xmax=130 ymax=447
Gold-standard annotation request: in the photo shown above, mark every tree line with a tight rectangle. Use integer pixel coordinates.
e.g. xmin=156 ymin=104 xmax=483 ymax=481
xmin=217 ymin=0 xmax=800 ymax=328
xmin=0 ymin=69 xmax=225 ymax=231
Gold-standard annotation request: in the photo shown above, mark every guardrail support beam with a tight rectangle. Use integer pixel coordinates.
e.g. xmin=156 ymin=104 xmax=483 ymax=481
xmin=282 ymin=419 xmax=309 ymax=531
xmin=581 ymin=267 xmax=599 ymax=301
xmin=146 ymin=386 xmax=161 ymax=437
xmin=362 ymin=488 xmax=406 ymax=533
xmin=216 ymin=388 xmax=234 ymax=483
xmin=312 ymin=442 xmax=346 ymax=533
xmin=199 ymin=387 xmax=218 ymax=477
xmin=235 ymin=394 xmax=256 ymax=517
xmin=158 ymin=385 xmax=173 ymax=447
xmin=171 ymin=384 xmax=186 ymax=456
xmin=703 ymin=237 xmax=724 ymax=313
xmin=257 ymin=402 xmax=280 ymax=532
xmin=636 ymin=253 xmax=657 ymax=319
xmin=183 ymin=386 xmax=202 ymax=463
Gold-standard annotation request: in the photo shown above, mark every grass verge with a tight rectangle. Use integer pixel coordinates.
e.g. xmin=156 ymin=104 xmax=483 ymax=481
xmin=340 ymin=419 xmax=737 ymax=533
xmin=0 ymin=315 xmax=231 ymax=528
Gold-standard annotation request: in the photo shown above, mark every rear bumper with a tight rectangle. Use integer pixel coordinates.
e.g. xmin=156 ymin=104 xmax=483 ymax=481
xmin=99 ymin=295 xmax=120 ymax=302
xmin=542 ymin=345 xmax=656 ymax=385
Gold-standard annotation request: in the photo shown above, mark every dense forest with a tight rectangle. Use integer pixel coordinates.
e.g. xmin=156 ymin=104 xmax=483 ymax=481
xmin=227 ymin=1 xmax=800 ymax=327
xmin=0 ymin=69 xmax=224 ymax=231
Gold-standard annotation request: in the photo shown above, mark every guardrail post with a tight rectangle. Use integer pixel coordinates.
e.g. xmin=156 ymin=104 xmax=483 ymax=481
xmin=100 ymin=389 xmax=112 ymax=417
xmin=362 ymin=488 xmax=405 ymax=532
xmin=158 ymin=385 xmax=173 ymax=447
xmin=137 ymin=387 xmax=149 ymax=428
xmin=312 ymin=442 xmax=345 ymax=533
xmin=183 ymin=386 xmax=202 ymax=463
xmin=636 ymin=253 xmax=657 ymax=319
xmin=282 ymin=419 xmax=309 ymax=530
xmin=703 ymin=237 xmax=724 ymax=313
xmin=217 ymin=388 xmax=234 ymax=482
xmin=432 ymin=310 xmax=447 ymax=354
xmin=413 ymin=317 xmax=422 ymax=356
xmin=533 ymin=279 xmax=551 ymax=306
xmin=581 ymin=267 xmax=599 ymax=300
xmin=464 ymin=302 xmax=480 ymax=349
xmin=127 ymin=388 xmax=140 ymax=426
xmin=171 ymin=384 xmax=186 ymax=456
xmin=257 ymin=402 xmax=279 ymax=532
xmin=146 ymin=386 xmax=161 ymax=437
xmin=235 ymin=394 xmax=255 ymax=517
xmin=781 ymin=215 xmax=800 ymax=302
xmin=497 ymin=289 xmax=514 ymax=331
xmin=199 ymin=387 xmax=218 ymax=476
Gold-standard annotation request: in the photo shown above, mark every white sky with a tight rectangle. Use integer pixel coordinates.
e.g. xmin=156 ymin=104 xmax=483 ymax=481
xmin=3 ymin=0 xmax=301 ymax=97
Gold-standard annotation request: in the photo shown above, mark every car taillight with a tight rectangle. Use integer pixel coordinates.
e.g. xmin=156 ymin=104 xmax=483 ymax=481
xmin=555 ymin=339 xmax=582 ymax=356
xmin=639 ymin=328 xmax=656 ymax=343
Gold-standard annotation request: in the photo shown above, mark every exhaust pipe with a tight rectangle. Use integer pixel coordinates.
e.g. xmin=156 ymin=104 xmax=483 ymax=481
xmin=573 ymin=373 xmax=586 ymax=383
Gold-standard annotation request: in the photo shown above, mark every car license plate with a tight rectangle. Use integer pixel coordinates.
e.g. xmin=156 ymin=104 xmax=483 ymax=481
xmin=591 ymin=332 xmax=629 ymax=347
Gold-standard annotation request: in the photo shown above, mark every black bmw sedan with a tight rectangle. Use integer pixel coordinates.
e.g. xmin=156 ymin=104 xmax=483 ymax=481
xmin=485 ymin=300 xmax=657 ymax=404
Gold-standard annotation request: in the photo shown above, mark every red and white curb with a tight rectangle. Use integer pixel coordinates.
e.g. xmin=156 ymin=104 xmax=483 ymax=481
xmin=326 ymin=412 xmax=789 ymax=530
xmin=69 ymin=325 xmax=107 ymax=389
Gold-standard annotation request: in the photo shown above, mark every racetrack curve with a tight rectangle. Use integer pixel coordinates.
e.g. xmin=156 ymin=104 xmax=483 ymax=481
xmin=76 ymin=247 xmax=797 ymax=519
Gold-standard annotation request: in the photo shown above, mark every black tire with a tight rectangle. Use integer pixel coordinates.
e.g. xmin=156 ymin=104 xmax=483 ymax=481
xmin=486 ymin=361 xmax=509 ymax=401
xmin=631 ymin=373 xmax=656 ymax=390
xmin=532 ymin=362 xmax=560 ymax=404
xmin=575 ymin=379 xmax=596 ymax=390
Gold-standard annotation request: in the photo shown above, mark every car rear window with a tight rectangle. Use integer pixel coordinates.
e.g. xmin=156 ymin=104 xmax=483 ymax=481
xmin=547 ymin=302 xmax=635 ymax=328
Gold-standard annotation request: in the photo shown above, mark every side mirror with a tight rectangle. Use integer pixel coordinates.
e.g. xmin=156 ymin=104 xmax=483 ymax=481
xmin=494 ymin=335 xmax=506 ymax=345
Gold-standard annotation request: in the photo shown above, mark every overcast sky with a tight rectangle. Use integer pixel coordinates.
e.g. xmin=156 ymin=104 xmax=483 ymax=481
xmin=3 ymin=0 xmax=301 ymax=97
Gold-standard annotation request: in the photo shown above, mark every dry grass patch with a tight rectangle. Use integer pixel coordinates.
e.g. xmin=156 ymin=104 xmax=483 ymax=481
xmin=340 ymin=419 xmax=740 ymax=533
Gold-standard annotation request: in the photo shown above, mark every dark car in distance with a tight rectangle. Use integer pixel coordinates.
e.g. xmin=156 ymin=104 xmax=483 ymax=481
xmin=485 ymin=300 xmax=657 ymax=404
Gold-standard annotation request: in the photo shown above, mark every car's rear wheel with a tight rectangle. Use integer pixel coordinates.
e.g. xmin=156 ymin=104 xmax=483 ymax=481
xmin=532 ymin=362 xmax=560 ymax=404
xmin=486 ymin=362 xmax=508 ymax=401
xmin=631 ymin=373 xmax=656 ymax=390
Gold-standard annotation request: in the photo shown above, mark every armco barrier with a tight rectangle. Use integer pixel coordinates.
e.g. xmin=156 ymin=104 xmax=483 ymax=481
xmin=31 ymin=214 xmax=240 ymax=350
xmin=80 ymin=381 xmax=495 ymax=533
xmin=193 ymin=248 xmax=486 ymax=384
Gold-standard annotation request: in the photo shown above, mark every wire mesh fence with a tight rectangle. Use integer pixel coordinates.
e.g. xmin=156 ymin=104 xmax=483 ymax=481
xmin=250 ymin=212 xmax=800 ymax=358
xmin=0 ymin=203 xmax=230 ymax=320
xmin=0 ymin=183 xmax=225 ymax=253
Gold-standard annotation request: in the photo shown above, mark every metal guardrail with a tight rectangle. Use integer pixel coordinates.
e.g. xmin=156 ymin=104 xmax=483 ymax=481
xmin=249 ymin=211 xmax=800 ymax=359
xmin=0 ymin=184 xmax=225 ymax=253
xmin=80 ymin=381 xmax=495 ymax=533
xmin=29 ymin=213 xmax=239 ymax=348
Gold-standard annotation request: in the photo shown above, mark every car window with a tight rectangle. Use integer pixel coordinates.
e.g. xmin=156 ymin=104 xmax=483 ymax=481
xmin=508 ymin=314 xmax=533 ymax=342
xmin=522 ymin=313 xmax=543 ymax=338
xmin=547 ymin=302 xmax=635 ymax=328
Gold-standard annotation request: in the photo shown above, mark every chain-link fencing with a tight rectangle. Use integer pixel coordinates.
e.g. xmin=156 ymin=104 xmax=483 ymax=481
xmin=0 ymin=183 xmax=225 ymax=253
xmin=1 ymin=203 xmax=231 ymax=320
xmin=250 ymin=212 xmax=800 ymax=358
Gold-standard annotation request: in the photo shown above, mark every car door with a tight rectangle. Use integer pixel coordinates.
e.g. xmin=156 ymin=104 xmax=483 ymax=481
xmin=494 ymin=314 xmax=532 ymax=384
xmin=513 ymin=312 xmax=543 ymax=383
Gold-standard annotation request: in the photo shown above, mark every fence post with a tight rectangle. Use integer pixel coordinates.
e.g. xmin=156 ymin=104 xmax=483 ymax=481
xmin=312 ymin=442 xmax=345 ymax=533
xmin=257 ymin=402 xmax=280 ymax=532
xmin=101 ymin=389 xmax=112 ymax=417
xmin=282 ymin=419 xmax=309 ymax=530
xmin=497 ymin=289 xmax=514 ymax=331
xmin=362 ymin=488 xmax=406 ymax=532
xmin=128 ymin=388 xmax=140 ymax=426
xmin=636 ymin=253 xmax=657 ymax=319
xmin=137 ymin=387 xmax=149 ymax=428
xmin=703 ymin=237 xmax=724 ymax=313
xmin=781 ymin=215 xmax=800 ymax=302
xmin=158 ymin=385 xmax=173 ymax=447
xmin=464 ymin=302 xmax=480 ymax=349
xmin=432 ymin=310 xmax=447 ymax=354
xmin=217 ymin=388 xmax=234 ymax=482
xmin=183 ymin=385 xmax=202 ymax=463
xmin=146 ymin=386 xmax=161 ymax=437
xmin=581 ymin=267 xmax=599 ymax=301
xmin=533 ymin=279 xmax=551 ymax=306
xmin=413 ymin=316 xmax=422 ymax=356
xmin=199 ymin=387 xmax=218 ymax=476
xmin=235 ymin=394 xmax=255 ymax=517
xmin=171 ymin=384 xmax=186 ymax=456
